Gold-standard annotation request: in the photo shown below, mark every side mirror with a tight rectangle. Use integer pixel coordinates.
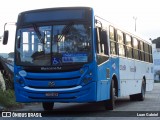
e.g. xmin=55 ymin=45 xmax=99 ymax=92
xmin=3 ymin=30 xmax=9 ymax=45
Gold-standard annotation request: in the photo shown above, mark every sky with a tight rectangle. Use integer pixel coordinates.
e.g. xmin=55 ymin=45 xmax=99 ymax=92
xmin=0 ymin=0 xmax=160 ymax=53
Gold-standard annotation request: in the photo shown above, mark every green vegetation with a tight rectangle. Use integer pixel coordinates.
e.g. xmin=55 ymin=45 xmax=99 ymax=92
xmin=0 ymin=89 xmax=23 ymax=109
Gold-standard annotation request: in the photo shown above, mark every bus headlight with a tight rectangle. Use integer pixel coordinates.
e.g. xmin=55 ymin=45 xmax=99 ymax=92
xmin=89 ymin=71 xmax=92 ymax=76
xmin=16 ymin=79 xmax=25 ymax=87
xmin=80 ymin=69 xmax=85 ymax=74
xmin=15 ymin=75 xmax=25 ymax=87
xmin=19 ymin=70 xmax=27 ymax=77
xmin=83 ymin=76 xmax=92 ymax=84
xmin=16 ymin=79 xmax=24 ymax=85
xmin=80 ymin=67 xmax=93 ymax=84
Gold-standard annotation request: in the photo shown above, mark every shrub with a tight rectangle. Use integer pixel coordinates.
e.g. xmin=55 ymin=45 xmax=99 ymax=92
xmin=0 ymin=89 xmax=23 ymax=109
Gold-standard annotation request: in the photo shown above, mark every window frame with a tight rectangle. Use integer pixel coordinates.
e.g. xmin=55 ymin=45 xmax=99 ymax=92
xmin=109 ymin=26 xmax=117 ymax=55
xmin=125 ymin=34 xmax=133 ymax=58
xmin=117 ymin=30 xmax=125 ymax=57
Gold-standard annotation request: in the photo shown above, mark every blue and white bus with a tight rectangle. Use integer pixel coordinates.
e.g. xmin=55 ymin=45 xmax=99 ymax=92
xmin=3 ymin=7 xmax=154 ymax=110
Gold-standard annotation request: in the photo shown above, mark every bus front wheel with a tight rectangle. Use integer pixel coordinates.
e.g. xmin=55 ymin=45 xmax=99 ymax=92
xmin=104 ymin=80 xmax=116 ymax=110
xmin=42 ymin=102 xmax=54 ymax=111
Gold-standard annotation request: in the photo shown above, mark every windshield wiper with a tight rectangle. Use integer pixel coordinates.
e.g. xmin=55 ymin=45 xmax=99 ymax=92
xmin=33 ymin=24 xmax=45 ymax=44
xmin=57 ymin=22 xmax=74 ymax=42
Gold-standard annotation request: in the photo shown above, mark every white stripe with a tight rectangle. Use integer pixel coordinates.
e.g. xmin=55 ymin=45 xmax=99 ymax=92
xmin=24 ymin=86 xmax=82 ymax=92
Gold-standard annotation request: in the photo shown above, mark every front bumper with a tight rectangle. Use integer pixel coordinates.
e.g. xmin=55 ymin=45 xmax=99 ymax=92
xmin=15 ymin=82 xmax=96 ymax=103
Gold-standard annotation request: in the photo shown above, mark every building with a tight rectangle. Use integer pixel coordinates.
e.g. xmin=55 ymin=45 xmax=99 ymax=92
xmin=152 ymin=38 xmax=160 ymax=81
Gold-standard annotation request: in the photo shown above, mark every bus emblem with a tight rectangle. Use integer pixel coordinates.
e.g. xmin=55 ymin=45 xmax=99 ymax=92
xmin=48 ymin=81 xmax=55 ymax=87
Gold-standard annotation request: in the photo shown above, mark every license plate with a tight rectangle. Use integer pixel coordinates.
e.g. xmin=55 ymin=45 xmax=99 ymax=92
xmin=45 ymin=92 xmax=59 ymax=97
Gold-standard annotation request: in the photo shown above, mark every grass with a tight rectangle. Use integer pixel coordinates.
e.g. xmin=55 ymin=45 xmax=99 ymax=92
xmin=0 ymin=89 xmax=23 ymax=110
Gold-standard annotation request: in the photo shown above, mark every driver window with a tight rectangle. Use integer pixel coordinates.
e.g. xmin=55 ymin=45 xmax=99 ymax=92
xmin=96 ymin=27 xmax=108 ymax=55
xmin=96 ymin=27 xmax=109 ymax=65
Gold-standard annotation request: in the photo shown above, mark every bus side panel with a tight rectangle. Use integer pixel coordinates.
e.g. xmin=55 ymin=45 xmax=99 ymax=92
xmin=119 ymin=58 xmax=139 ymax=96
xmin=146 ymin=78 xmax=154 ymax=91
xmin=145 ymin=63 xmax=154 ymax=91
xmin=135 ymin=61 xmax=154 ymax=92
xmin=96 ymin=60 xmax=111 ymax=101
xmin=120 ymin=57 xmax=154 ymax=96
xmin=96 ymin=57 xmax=119 ymax=101
xmin=134 ymin=60 xmax=154 ymax=92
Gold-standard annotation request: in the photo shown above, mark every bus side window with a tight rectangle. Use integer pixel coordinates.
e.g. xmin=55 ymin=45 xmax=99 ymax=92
xmin=133 ymin=38 xmax=139 ymax=60
xmin=96 ymin=27 xmax=109 ymax=65
xmin=96 ymin=27 xmax=100 ymax=54
xmin=144 ymin=43 xmax=149 ymax=62
xmin=139 ymin=41 xmax=145 ymax=61
xmin=117 ymin=30 xmax=125 ymax=57
xmin=96 ymin=27 xmax=108 ymax=55
xmin=101 ymin=29 xmax=109 ymax=55
xmin=109 ymin=26 xmax=117 ymax=55
xmin=125 ymin=34 xmax=133 ymax=58
xmin=149 ymin=45 xmax=153 ymax=63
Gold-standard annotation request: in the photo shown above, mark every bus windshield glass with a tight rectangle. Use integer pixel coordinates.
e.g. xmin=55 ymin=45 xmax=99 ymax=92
xmin=15 ymin=23 xmax=92 ymax=66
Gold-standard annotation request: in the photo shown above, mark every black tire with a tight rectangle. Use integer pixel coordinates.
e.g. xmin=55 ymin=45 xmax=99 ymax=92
xmin=130 ymin=80 xmax=146 ymax=101
xmin=105 ymin=80 xmax=116 ymax=110
xmin=130 ymin=94 xmax=137 ymax=101
xmin=42 ymin=102 xmax=54 ymax=111
xmin=138 ymin=80 xmax=146 ymax=101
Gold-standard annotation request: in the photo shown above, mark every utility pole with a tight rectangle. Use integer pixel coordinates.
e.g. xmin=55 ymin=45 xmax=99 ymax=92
xmin=133 ymin=16 xmax=137 ymax=32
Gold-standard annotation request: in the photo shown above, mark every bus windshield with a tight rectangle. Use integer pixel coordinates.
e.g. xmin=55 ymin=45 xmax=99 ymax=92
xmin=15 ymin=23 xmax=92 ymax=66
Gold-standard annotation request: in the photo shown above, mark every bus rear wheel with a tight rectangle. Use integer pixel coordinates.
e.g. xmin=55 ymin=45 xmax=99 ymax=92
xmin=42 ymin=102 xmax=54 ymax=111
xmin=138 ymin=80 xmax=146 ymax=101
xmin=130 ymin=79 xmax=146 ymax=101
xmin=105 ymin=80 xmax=116 ymax=110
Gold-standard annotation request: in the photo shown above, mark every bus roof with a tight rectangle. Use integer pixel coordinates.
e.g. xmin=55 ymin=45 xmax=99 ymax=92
xmin=17 ymin=6 xmax=151 ymax=45
xmin=95 ymin=15 xmax=152 ymax=45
